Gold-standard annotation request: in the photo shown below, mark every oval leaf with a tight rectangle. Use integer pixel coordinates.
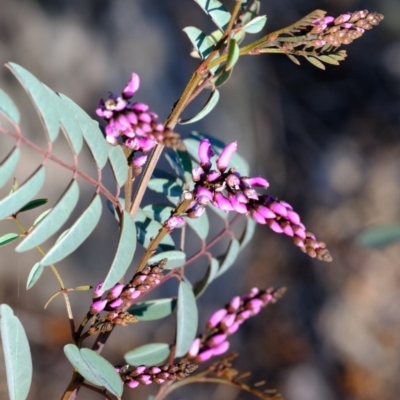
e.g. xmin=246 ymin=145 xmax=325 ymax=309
xmin=39 ymin=194 xmax=102 ymax=266
xmin=193 ymin=257 xmax=219 ymax=298
xmin=80 ymin=348 xmax=123 ymax=397
xmin=357 ymin=225 xmax=400 ymax=248
xmin=64 ymin=344 xmax=103 ymax=387
xmin=175 ymin=281 xmax=198 ymax=357
xmin=180 ymin=89 xmax=220 ymax=125
xmin=101 ymin=211 xmax=137 ymax=291
xmin=128 ymin=298 xmax=177 ymax=321
xmin=0 ymin=233 xmax=19 ymax=247
xmin=0 ymin=89 xmax=20 ymax=124
xmin=0 ymin=166 xmax=45 ymax=220
xmin=0 ymin=148 xmax=20 ymax=189
xmin=0 ymin=304 xmax=32 ymax=400
xmin=124 ymin=343 xmax=170 ymax=366
xmin=7 ymin=63 xmax=59 ymax=142
xmin=240 ymin=217 xmax=257 ymax=249
xmin=17 ymin=198 xmax=48 ymax=214
xmin=26 ymin=262 xmax=44 ymax=290
xmin=216 ymin=239 xmax=240 ymax=277
xmin=16 ymin=181 xmax=80 ymax=252
xmin=142 ymin=204 xmax=174 ymax=223
xmin=148 ymin=179 xmax=183 ymax=197
xmin=148 ymin=250 xmax=186 ymax=270
xmin=193 ymin=0 xmax=231 ymax=31
xmin=305 ymin=56 xmax=326 ymax=70
xmin=183 ymin=27 xmax=215 ymax=59
xmin=226 ymin=39 xmax=239 ymax=71
xmin=242 ymin=15 xmax=267 ymax=33
xmin=108 ymin=145 xmax=128 ymax=188
xmin=60 ymin=93 xmax=108 ymax=168
xmin=186 ymin=211 xmax=209 ymax=240
xmin=33 ymin=208 xmax=52 ymax=227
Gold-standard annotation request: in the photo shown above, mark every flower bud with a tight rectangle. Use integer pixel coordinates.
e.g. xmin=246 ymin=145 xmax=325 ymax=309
xmin=93 ymin=282 xmax=105 ymax=299
xmin=90 ymin=299 xmax=107 ymax=314
xmin=207 ymin=309 xmax=228 ymax=329
xmin=216 ymin=142 xmax=237 ymax=172
xmin=198 ymin=139 xmax=214 ymax=170
xmin=211 ymin=341 xmax=230 ymax=356
xmin=122 ymin=73 xmax=140 ymax=99
xmin=107 ymin=283 xmax=125 ymax=300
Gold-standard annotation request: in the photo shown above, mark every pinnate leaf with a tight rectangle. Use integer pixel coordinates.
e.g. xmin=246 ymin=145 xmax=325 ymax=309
xmin=128 ymin=298 xmax=176 ymax=321
xmin=148 ymin=250 xmax=186 ymax=270
xmin=124 ymin=343 xmax=170 ymax=366
xmin=0 ymin=148 xmax=20 ymax=189
xmin=0 ymin=89 xmax=20 ymax=124
xmin=180 ymin=89 xmax=220 ymax=125
xmin=0 ymin=233 xmax=19 ymax=247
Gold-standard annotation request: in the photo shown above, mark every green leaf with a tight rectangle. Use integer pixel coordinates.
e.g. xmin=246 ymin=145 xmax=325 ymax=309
xmin=0 ymin=233 xmax=19 ymax=247
xmin=180 ymin=90 xmax=220 ymax=125
xmin=175 ymin=281 xmax=198 ymax=357
xmin=193 ymin=257 xmax=219 ymax=298
xmin=183 ymin=27 xmax=215 ymax=59
xmin=305 ymin=56 xmax=326 ymax=70
xmin=80 ymin=348 xmax=123 ymax=397
xmin=286 ymin=54 xmax=301 ymax=65
xmin=7 ymin=63 xmax=59 ymax=142
xmin=107 ymin=145 xmax=128 ymax=188
xmin=26 ymin=262 xmax=44 ymax=290
xmin=318 ymin=55 xmax=340 ymax=66
xmin=240 ymin=1 xmax=261 ymax=25
xmin=0 ymin=304 xmax=32 ymax=400
xmin=357 ymin=225 xmax=400 ymax=248
xmin=0 ymin=148 xmax=20 ymax=189
xmin=216 ymin=239 xmax=240 ymax=277
xmin=53 ymin=92 xmax=84 ymax=155
xmin=0 ymin=166 xmax=45 ymax=220
xmin=135 ymin=208 xmax=175 ymax=251
xmin=240 ymin=217 xmax=257 ymax=249
xmin=17 ymin=198 xmax=48 ymax=214
xmin=101 ymin=211 xmax=137 ymax=291
xmin=165 ymin=150 xmax=185 ymax=182
xmin=214 ymin=67 xmax=232 ymax=87
xmin=148 ymin=250 xmax=186 ymax=270
xmin=128 ymin=298 xmax=176 ymax=321
xmin=0 ymin=89 xmax=20 ymax=124
xmin=16 ymin=181 xmax=80 ymax=252
xmin=242 ymin=15 xmax=267 ymax=33
xmin=142 ymin=204 xmax=174 ymax=223
xmin=226 ymin=39 xmax=240 ymax=71
xmin=186 ymin=211 xmax=209 ymax=240
xmin=59 ymin=94 xmax=108 ymax=168
xmin=124 ymin=343 xmax=170 ymax=366
xmin=148 ymin=178 xmax=183 ymax=197
xmin=64 ymin=344 xmax=103 ymax=388
xmin=39 ymin=194 xmax=102 ymax=266
xmin=193 ymin=0 xmax=231 ymax=31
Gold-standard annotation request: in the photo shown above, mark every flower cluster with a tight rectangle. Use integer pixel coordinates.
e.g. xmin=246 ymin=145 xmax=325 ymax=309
xmin=187 ymin=287 xmax=285 ymax=363
xmin=88 ymin=260 xmax=166 ymax=333
xmin=188 ymin=139 xmax=332 ymax=261
xmin=96 ymin=73 xmax=181 ymax=156
xmin=118 ymin=363 xmax=198 ymax=388
xmin=310 ymin=10 xmax=384 ymax=47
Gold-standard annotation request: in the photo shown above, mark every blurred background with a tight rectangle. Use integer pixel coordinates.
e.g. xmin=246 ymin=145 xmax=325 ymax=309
xmin=0 ymin=0 xmax=399 ymax=399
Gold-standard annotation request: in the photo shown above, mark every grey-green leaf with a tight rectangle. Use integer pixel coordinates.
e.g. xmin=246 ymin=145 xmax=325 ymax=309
xmin=80 ymin=348 xmax=123 ymax=397
xmin=143 ymin=204 xmax=174 ymax=223
xmin=16 ymin=181 xmax=80 ymax=252
xmin=135 ymin=208 xmax=175 ymax=250
xmin=108 ymin=145 xmax=128 ymax=187
xmin=0 ymin=233 xmax=19 ymax=247
xmin=26 ymin=262 xmax=44 ymax=290
xmin=240 ymin=217 xmax=257 ymax=249
xmin=0 ymin=148 xmax=20 ymax=189
xmin=59 ymin=93 xmax=108 ymax=168
xmin=175 ymin=281 xmax=198 ymax=357
xmin=357 ymin=225 xmax=400 ymax=248
xmin=148 ymin=250 xmax=186 ymax=270
xmin=183 ymin=27 xmax=215 ymax=59
xmin=148 ymin=178 xmax=183 ymax=197
xmin=124 ymin=343 xmax=170 ymax=366
xmin=216 ymin=239 xmax=240 ymax=277
xmin=101 ymin=211 xmax=137 ymax=291
xmin=7 ymin=63 xmax=59 ymax=142
xmin=0 ymin=304 xmax=32 ymax=400
xmin=242 ymin=15 xmax=267 ymax=33
xmin=0 ymin=89 xmax=20 ymax=124
xmin=180 ymin=89 xmax=220 ymax=125
xmin=0 ymin=166 xmax=45 ymax=220
xmin=39 ymin=193 xmax=102 ymax=266
xmin=193 ymin=257 xmax=219 ymax=298
xmin=128 ymin=298 xmax=176 ymax=321
xmin=186 ymin=211 xmax=209 ymax=240
xmin=64 ymin=344 xmax=103 ymax=387
xmin=193 ymin=0 xmax=231 ymax=31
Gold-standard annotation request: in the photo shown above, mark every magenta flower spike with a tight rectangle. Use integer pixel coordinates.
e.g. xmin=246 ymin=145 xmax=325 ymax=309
xmin=122 ymin=72 xmax=140 ymax=99
xmin=216 ymin=141 xmax=237 ymax=172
